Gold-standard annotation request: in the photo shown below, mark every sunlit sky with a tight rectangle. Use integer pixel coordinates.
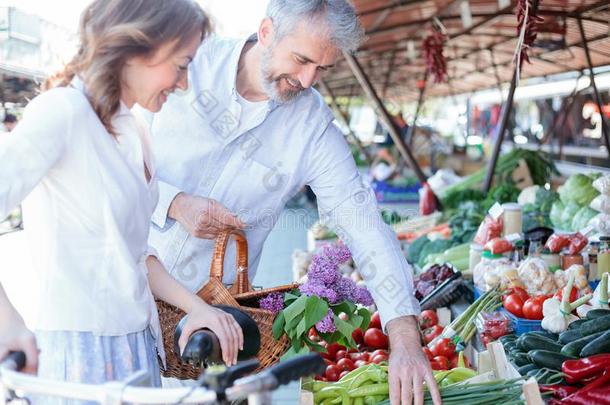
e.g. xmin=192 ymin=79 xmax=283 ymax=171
xmin=3 ymin=0 xmax=269 ymax=37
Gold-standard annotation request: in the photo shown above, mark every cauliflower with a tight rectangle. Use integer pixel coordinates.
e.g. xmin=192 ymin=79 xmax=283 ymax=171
xmin=518 ymin=258 xmax=556 ymax=296
xmin=554 ymin=265 xmax=592 ymax=295
xmin=518 ymin=186 xmax=540 ymax=206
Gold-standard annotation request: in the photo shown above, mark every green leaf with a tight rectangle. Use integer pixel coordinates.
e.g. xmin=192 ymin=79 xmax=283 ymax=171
xmin=357 ymin=308 xmax=371 ymax=330
xmin=303 ymin=336 xmax=325 ymax=353
xmin=334 ymin=315 xmax=356 ymax=341
xmin=331 ymin=300 xmax=356 ymax=315
xmin=283 ymin=294 xmax=308 ymax=324
xmin=281 ymin=344 xmax=309 ymax=361
xmin=290 ymin=334 xmax=302 ymax=352
xmin=304 ymin=296 xmax=329 ymax=328
xmin=285 ymin=312 xmax=303 ymax=332
xmin=272 ymin=311 xmax=286 ymax=340
xmin=296 ymin=317 xmax=307 ymax=339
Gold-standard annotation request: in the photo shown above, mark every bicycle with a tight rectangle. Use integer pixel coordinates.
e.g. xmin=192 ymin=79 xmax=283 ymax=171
xmin=0 ymin=351 xmax=325 ymax=405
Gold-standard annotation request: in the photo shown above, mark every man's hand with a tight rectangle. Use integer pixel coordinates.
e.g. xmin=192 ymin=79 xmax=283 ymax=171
xmin=169 ymin=193 xmax=245 ymax=239
xmin=387 ymin=316 xmax=441 ymax=405
xmin=0 ymin=310 xmax=38 ymax=374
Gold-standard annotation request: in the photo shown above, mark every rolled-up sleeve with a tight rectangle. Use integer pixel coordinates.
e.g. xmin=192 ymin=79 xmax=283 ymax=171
xmin=306 ymin=122 xmax=421 ymax=331
xmin=0 ymin=92 xmax=72 ymax=219
xmin=151 ymin=181 xmax=182 ymax=230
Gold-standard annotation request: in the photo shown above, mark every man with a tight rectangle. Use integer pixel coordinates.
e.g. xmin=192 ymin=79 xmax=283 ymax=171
xmin=148 ymin=1 xmax=441 ymax=403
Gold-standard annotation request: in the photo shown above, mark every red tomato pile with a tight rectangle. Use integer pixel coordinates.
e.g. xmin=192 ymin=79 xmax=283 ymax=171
xmin=420 ymin=310 xmax=444 ymax=344
xmin=502 ymin=287 xmax=549 ymax=321
xmin=313 ymin=311 xmax=390 ymax=382
xmin=417 ymin=310 xmax=470 ymax=370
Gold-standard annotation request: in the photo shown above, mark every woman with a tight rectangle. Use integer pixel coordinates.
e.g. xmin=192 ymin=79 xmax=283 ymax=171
xmin=0 ymin=285 xmax=38 ymax=374
xmin=0 ymin=0 xmax=243 ymax=394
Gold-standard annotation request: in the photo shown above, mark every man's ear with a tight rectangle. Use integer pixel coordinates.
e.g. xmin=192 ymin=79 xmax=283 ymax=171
xmin=258 ymin=17 xmax=275 ymax=47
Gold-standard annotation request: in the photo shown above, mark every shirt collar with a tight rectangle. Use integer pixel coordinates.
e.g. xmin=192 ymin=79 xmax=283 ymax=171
xmin=70 ymin=76 xmax=132 ymax=118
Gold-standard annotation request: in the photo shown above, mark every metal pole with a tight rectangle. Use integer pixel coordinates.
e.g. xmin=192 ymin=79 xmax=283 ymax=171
xmin=407 ymin=70 xmax=428 ymax=148
xmin=577 ymin=16 xmax=610 ymax=158
xmin=343 ymin=51 xmax=428 ymax=184
xmin=319 ymin=80 xmax=373 ymax=165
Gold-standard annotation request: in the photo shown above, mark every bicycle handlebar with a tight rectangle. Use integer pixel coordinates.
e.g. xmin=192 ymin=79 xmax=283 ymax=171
xmin=3 ymin=351 xmax=26 ymax=372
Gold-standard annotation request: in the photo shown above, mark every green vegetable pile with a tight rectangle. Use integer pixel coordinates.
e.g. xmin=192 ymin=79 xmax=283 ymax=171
xmin=408 ymin=237 xmax=455 ymax=269
xmin=550 ymin=173 xmax=601 ymax=231
xmin=521 ymin=187 xmax=559 ymax=232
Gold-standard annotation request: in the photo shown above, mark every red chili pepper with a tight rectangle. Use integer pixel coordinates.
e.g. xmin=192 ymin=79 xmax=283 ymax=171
xmin=540 ymin=384 xmax=580 ymax=399
xmin=562 ymin=354 xmax=610 ymax=384
xmin=555 ymin=371 xmax=610 ymax=405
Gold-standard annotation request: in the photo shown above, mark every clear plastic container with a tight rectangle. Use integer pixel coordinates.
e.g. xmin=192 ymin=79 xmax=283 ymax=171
xmin=502 ymin=203 xmax=523 ymax=236
xmin=600 ymin=236 xmax=610 ymax=276
xmin=469 ymin=243 xmax=484 ymax=273
xmin=473 ymin=250 xmax=510 ymax=291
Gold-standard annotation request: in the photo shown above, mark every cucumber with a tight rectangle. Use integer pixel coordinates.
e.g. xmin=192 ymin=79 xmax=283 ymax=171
xmin=581 ymin=315 xmax=610 ymax=336
xmin=580 ymin=329 xmax=610 ymax=357
xmin=500 ymin=334 xmax=518 ymax=345
xmin=517 ymin=363 xmax=537 ymax=375
xmin=526 ymin=367 xmax=542 ymax=378
xmin=568 ymin=319 xmax=587 ymax=330
xmin=518 ymin=334 xmax=562 ymax=352
xmin=558 ymin=329 xmax=583 ymax=344
xmin=503 ymin=341 xmax=518 ymax=352
xmin=511 ymin=352 xmax=531 ymax=367
xmin=530 ymin=331 xmax=559 ymax=341
xmin=561 ymin=331 xmax=605 ymax=357
xmin=529 ymin=350 xmax=576 ymax=371
xmin=586 ymin=309 xmax=610 ymax=320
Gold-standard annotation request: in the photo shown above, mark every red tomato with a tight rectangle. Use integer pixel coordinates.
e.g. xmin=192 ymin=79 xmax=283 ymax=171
xmin=354 ymin=360 xmax=368 ymax=368
xmin=314 ymin=375 xmax=327 ymax=381
xmin=503 ymin=293 xmax=525 ymax=318
xmin=337 ymin=358 xmax=356 ymax=371
xmin=325 ymin=343 xmax=344 ymax=360
xmin=423 ymin=325 xmax=444 ymax=344
xmin=554 ymin=287 xmax=578 ymax=304
xmin=419 ymin=310 xmax=439 ymax=329
xmin=522 ymin=296 xmax=547 ymax=320
xmin=422 ymin=347 xmax=434 ymax=361
xmin=505 ymin=287 xmax=529 ymax=302
xmin=432 ymin=338 xmax=456 ymax=358
xmin=364 ymin=328 xmax=389 ymax=350
xmin=432 ymin=355 xmax=450 ymax=370
xmin=371 ymin=353 xmax=389 ymax=364
xmin=339 ymin=370 xmax=349 ymax=379
xmin=335 ymin=350 xmax=347 ymax=361
xmin=371 ymin=349 xmax=388 ymax=357
xmin=349 ymin=352 xmax=369 ymax=362
xmin=309 ymin=327 xmax=318 ymax=338
xmin=449 ymin=355 xmax=459 ymax=369
xmin=352 ymin=328 xmax=364 ymax=346
xmin=323 ymin=358 xmax=334 ymax=366
xmin=369 ymin=312 xmax=381 ymax=329
xmin=325 ymin=365 xmax=341 ymax=382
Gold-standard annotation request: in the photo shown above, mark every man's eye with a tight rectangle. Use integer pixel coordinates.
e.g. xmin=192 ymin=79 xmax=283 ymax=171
xmin=178 ymin=65 xmax=188 ymax=71
xmin=296 ymin=57 xmax=307 ymax=65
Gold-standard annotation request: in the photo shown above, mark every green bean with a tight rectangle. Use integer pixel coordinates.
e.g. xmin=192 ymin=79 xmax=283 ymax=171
xmin=348 ymin=383 xmax=389 ymax=398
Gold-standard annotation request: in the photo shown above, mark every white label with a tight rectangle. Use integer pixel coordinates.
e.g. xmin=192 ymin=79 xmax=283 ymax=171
xmin=506 ymin=233 xmax=522 ymax=243
xmin=489 ymin=202 xmax=504 ymax=220
xmin=460 ymin=1 xmax=473 ymax=28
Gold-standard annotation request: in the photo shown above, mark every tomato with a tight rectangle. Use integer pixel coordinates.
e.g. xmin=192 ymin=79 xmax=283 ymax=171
xmin=371 ymin=353 xmax=389 ymax=364
xmin=325 ymin=343 xmax=344 ymax=360
xmin=352 ymin=328 xmax=364 ymax=346
xmin=314 ymin=375 xmax=327 ymax=381
xmin=432 ymin=338 xmax=456 ymax=358
xmin=554 ymin=287 xmax=578 ymax=304
xmin=422 ymin=347 xmax=434 ymax=361
xmin=325 ymin=365 xmax=341 ymax=382
xmin=364 ymin=328 xmax=389 ymax=350
xmin=309 ymin=327 xmax=318 ymax=338
xmin=349 ymin=352 xmax=369 ymax=362
xmin=432 ymin=355 xmax=450 ymax=371
xmin=337 ymin=358 xmax=356 ymax=371
xmin=323 ymin=358 xmax=334 ymax=366
xmin=419 ymin=310 xmax=439 ymax=329
xmin=505 ymin=287 xmax=529 ymax=302
xmin=335 ymin=350 xmax=347 ymax=361
xmin=369 ymin=312 xmax=382 ymax=329
xmin=354 ymin=360 xmax=368 ymax=368
xmin=449 ymin=355 xmax=459 ymax=369
xmin=339 ymin=370 xmax=349 ymax=379
xmin=503 ymin=293 xmax=525 ymax=318
xmin=423 ymin=325 xmax=444 ymax=344
xmin=522 ymin=296 xmax=547 ymax=320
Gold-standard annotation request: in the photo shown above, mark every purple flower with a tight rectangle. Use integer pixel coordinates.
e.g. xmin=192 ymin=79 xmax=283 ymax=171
xmin=323 ymin=244 xmax=352 ymax=266
xmin=307 ymin=255 xmax=341 ymax=286
xmin=315 ymin=309 xmax=337 ymax=333
xmin=259 ymin=293 xmax=284 ymax=314
xmin=353 ymin=286 xmax=374 ymax=306
xmin=299 ymin=281 xmax=339 ymax=304
xmin=335 ymin=277 xmax=357 ymax=302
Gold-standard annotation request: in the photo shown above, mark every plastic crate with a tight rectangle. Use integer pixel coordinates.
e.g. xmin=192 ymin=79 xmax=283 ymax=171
xmin=503 ymin=309 xmax=543 ymax=335
xmin=371 ymin=180 xmax=421 ymax=203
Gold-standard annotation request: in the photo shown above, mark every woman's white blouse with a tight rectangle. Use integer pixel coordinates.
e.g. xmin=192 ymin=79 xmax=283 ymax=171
xmin=0 ymin=79 xmax=162 ymax=350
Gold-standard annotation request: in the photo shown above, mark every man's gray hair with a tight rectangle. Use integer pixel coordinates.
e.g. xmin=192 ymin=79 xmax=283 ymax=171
xmin=266 ymin=0 xmax=365 ymax=53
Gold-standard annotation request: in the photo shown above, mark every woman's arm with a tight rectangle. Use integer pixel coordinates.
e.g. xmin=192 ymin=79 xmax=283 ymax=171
xmin=145 ymin=256 xmax=243 ymax=365
xmin=0 ymin=284 xmax=38 ymax=374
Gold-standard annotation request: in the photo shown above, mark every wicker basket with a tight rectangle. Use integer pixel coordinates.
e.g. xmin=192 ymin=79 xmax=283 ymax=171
xmin=156 ymin=229 xmax=296 ymax=380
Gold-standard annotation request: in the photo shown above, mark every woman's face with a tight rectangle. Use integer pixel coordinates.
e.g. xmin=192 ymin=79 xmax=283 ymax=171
xmin=121 ymin=31 xmax=201 ymax=112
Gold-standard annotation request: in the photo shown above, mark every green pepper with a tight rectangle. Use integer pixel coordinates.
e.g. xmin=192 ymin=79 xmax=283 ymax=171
xmin=314 ymin=386 xmax=349 ymax=405
xmin=348 ymin=383 xmax=390 ymax=398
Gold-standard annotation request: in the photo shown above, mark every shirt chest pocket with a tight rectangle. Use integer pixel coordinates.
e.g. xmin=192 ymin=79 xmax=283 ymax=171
xmin=213 ymin=158 xmax=289 ymax=227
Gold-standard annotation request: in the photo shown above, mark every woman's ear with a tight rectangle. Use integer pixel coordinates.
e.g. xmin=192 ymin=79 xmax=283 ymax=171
xmin=258 ymin=17 xmax=275 ymax=47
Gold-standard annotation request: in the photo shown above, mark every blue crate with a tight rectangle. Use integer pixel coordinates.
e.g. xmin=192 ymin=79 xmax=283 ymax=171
xmin=503 ymin=309 xmax=543 ymax=335
xmin=371 ymin=180 xmax=421 ymax=203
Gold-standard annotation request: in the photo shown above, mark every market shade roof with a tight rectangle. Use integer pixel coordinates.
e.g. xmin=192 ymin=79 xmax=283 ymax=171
xmin=322 ymin=0 xmax=610 ymax=101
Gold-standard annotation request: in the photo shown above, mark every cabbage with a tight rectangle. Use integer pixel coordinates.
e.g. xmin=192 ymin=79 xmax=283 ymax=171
xmin=571 ymin=206 xmax=598 ymax=231
xmin=559 ymin=174 xmax=601 ymax=206
xmin=550 ymin=200 xmax=565 ymax=229
xmin=561 ymin=202 xmax=581 ymax=231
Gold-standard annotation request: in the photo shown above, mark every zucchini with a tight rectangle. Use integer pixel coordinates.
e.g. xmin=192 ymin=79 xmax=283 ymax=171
xmin=580 ymin=329 xmax=610 ymax=357
xmin=526 ymin=367 xmax=542 ymax=378
xmin=530 ymin=330 xmax=559 ymax=341
xmin=529 ymin=350 xmax=576 ymax=371
xmin=568 ymin=319 xmax=587 ymax=330
xmin=586 ymin=309 xmax=610 ymax=320
xmin=503 ymin=341 xmax=518 ymax=352
xmin=580 ymin=315 xmax=610 ymax=336
xmin=500 ymin=334 xmax=518 ymax=345
xmin=561 ymin=331 xmax=605 ymax=357
xmin=558 ymin=329 xmax=583 ymax=344
xmin=516 ymin=363 xmax=537 ymax=375
xmin=511 ymin=352 xmax=531 ymax=367
xmin=518 ymin=334 xmax=562 ymax=353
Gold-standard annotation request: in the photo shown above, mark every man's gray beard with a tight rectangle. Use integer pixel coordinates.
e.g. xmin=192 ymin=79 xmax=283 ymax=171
xmin=260 ymin=47 xmax=304 ymax=104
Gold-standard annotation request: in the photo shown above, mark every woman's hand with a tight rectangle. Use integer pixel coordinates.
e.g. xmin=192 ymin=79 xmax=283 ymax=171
xmin=0 ymin=306 xmax=38 ymax=374
xmin=177 ymin=300 xmax=244 ymax=366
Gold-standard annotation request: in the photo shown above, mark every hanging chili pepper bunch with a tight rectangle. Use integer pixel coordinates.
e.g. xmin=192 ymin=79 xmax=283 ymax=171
xmin=515 ymin=0 xmax=544 ymax=68
xmin=422 ymin=29 xmax=447 ymax=83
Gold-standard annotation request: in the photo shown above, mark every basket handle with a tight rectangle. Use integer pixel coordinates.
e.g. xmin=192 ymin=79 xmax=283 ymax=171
xmin=209 ymin=229 xmax=252 ymax=294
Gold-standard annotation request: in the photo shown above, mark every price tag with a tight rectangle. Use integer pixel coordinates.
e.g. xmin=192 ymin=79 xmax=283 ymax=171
xmin=489 ymin=202 xmax=504 ymax=220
